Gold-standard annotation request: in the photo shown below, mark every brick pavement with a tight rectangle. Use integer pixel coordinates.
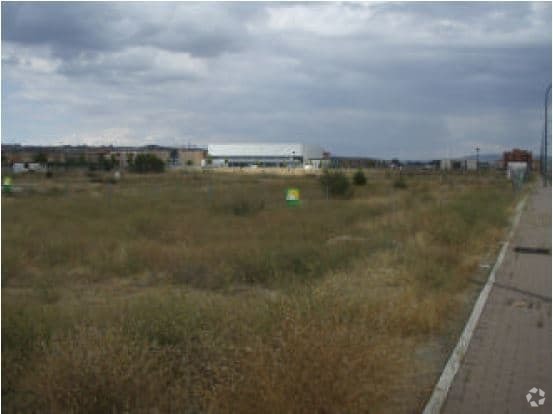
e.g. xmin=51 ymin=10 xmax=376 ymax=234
xmin=442 ymin=186 xmax=551 ymax=413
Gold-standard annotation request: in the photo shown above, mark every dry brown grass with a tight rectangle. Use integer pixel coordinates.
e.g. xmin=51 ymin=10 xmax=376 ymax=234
xmin=2 ymin=169 xmax=520 ymax=413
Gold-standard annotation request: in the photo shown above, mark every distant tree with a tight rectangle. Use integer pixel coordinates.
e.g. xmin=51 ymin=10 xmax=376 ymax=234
xmin=169 ymin=149 xmax=179 ymax=166
xmin=353 ymin=169 xmax=367 ymax=186
xmin=33 ymin=153 xmax=48 ymax=164
xmin=127 ymin=153 xmax=135 ymax=168
xmin=98 ymin=154 xmax=115 ymax=171
xmin=131 ymin=153 xmax=165 ymax=173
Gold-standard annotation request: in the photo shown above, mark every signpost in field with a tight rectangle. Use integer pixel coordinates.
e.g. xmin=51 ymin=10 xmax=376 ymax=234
xmin=286 ymin=188 xmax=300 ymax=206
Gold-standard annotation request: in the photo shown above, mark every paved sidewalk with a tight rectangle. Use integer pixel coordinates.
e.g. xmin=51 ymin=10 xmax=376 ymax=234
xmin=442 ymin=186 xmax=551 ymax=413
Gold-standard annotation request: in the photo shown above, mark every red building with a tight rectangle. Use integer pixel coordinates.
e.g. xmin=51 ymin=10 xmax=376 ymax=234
xmin=503 ymin=148 xmax=533 ymax=170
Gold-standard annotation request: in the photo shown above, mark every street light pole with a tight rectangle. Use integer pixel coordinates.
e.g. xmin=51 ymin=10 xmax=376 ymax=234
xmin=544 ymin=84 xmax=551 ymax=186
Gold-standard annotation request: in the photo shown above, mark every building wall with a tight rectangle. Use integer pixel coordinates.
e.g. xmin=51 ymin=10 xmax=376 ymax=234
xmin=209 ymin=143 xmax=304 ymax=158
xmin=178 ymin=149 xmax=206 ymax=166
xmin=503 ymin=149 xmax=532 ymax=169
xmin=301 ymin=144 xmax=325 ymax=162
xmin=146 ymin=150 xmax=172 ymax=163
xmin=5 ymin=151 xmax=35 ymax=163
xmin=208 ymin=143 xmax=325 ymax=166
xmin=440 ymin=159 xmax=479 ymax=170
xmin=465 ymin=159 xmax=477 ymax=170
xmin=2 ymin=145 xmax=207 ymax=169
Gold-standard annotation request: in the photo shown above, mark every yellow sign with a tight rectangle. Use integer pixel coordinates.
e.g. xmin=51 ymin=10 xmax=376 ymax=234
xmin=2 ymin=176 xmax=12 ymax=193
xmin=286 ymin=188 xmax=300 ymax=206
xmin=286 ymin=188 xmax=300 ymax=201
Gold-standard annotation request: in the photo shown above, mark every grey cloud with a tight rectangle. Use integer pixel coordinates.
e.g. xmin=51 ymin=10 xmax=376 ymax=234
xmin=2 ymin=2 xmax=253 ymax=59
xmin=2 ymin=2 xmax=124 ymax=57
xmin=2 ymin=2 xmax=551 ymax=158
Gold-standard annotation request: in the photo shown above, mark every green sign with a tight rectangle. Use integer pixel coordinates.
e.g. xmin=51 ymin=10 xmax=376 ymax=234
xmin=286 ymin=188 xmax=300 ymax=206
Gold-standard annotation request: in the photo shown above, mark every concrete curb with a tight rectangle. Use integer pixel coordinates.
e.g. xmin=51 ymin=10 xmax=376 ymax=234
xmin=421 ymin=194 xmax=529 ymax=414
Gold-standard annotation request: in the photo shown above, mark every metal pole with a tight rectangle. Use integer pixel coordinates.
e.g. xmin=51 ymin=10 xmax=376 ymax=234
xmin=544 ymin=84 xmax=551 ymax=186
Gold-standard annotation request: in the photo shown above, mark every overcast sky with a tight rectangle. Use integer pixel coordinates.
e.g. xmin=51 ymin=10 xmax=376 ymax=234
xmin=2 ymin=2 xmax=551 ymax=158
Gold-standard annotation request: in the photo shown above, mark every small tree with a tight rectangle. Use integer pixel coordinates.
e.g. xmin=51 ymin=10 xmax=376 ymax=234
xmin=127 ymin=153 xmax=135 ymax=168
xmin=33 ymin=153 xmax=48 ymax=165
xmin=353 ymin=169 xmax=367 ymax=186
xmin=98 ymin=154 xmax=115 ymax=171
xmin=393 ymin=176 xmax=408 ymax=189
xmin=132 ymin=153 xmax=165 ymax=173
xmin=320 ymin=170 xmax=353 ymax=199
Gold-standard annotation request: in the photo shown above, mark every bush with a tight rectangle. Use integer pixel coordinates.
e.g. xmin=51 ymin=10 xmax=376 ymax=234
xmin=230 ymin=199 xmax=265 ymax=216
xmin=25 ymin=327 xmax=195 ymax=413
xmin=98 ymin=154 xmax=116 ymax=171
xmin=132 ymin=154 xmax=165 ymax=173
xmin=214 ymin=196 xmax=265 ymax=217
xmin=320 ymin=171 xmax=353 ymax=199
xmin=393 ymin=177 xmax=407 ymax=189
xmin=352 ymin=169 xmax=367 ymax=186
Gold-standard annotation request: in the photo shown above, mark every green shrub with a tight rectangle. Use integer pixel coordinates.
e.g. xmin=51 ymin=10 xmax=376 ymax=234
xmin=98 ymin=154 xmax=116 ymax=171
xmin=393 ymin=177 xmax=407 ymax=189
xmin=320 ymin=171 xmax=353 ymax=199
xmin=352 ymin=169 xmax=367 ymax=186
xmin=131 ymin=153 xmax=165 ymax=173
xmin=26 ymin=327 xmax=196 ymax=413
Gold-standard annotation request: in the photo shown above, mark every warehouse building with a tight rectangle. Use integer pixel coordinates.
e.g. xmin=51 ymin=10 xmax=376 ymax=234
xmin=207 ymin=143 xmax=327 ymax=168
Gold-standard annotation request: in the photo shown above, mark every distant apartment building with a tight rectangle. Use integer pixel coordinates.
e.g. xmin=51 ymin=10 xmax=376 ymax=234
xmin=440 ymin=158 xmax=487 ymax=171
xmin=1 ymin=144 xmax=208 ymax=170
xmin=178 ymin=148 xmax=207 ymax=166
xmin=329 ymin=156 xmax=382 ymax=169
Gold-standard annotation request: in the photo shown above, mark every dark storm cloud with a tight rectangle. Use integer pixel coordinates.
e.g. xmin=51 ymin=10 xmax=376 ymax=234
xmin=2 ymin=2 xmax=551 ymax=158
xmin=2 ymin=2 xmax=123 ymax=57
xmin=2 ymin=2 xmax=252 ymax=58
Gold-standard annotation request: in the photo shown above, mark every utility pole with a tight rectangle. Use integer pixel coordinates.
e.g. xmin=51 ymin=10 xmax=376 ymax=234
xmin=476 ymin=147 xmax=480 ymax=173
xmin=544 ymin=84 xmax=551 ymax=186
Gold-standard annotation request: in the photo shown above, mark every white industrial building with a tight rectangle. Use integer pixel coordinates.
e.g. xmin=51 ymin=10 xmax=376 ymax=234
xmin=207 ymin=143 xmax=326 ymax=168
xmin=440 ymin=159 xmax=478 ymax=171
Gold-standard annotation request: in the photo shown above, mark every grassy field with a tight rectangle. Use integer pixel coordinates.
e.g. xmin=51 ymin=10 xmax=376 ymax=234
xmin=2 ymin=168 xmax=519 ymax=413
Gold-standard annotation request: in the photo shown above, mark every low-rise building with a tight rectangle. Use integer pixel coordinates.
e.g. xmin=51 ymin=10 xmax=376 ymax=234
xmin=207 ymin=143 xmax=326 ymax=168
